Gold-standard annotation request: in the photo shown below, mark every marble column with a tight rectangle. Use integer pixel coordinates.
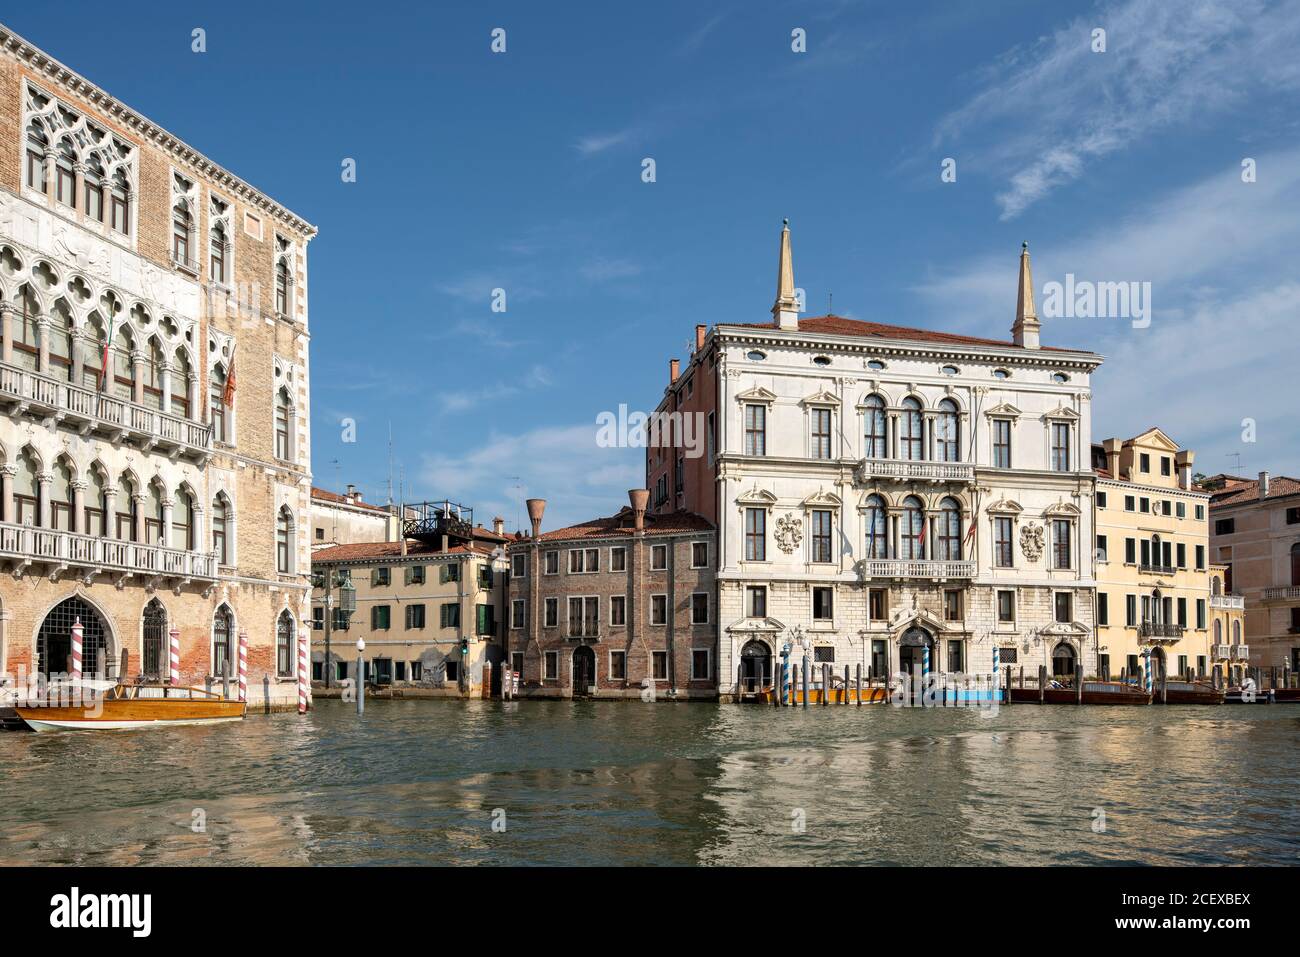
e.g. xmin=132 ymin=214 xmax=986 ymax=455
xmin=187 ymin=372 xmax=198 ymax=422
xmin=102 ymin=487 xmax=118 ymax=539
xmin=0 ymin=303 xmax=13 ymax=365
xmin=70 ymin=328 xmax=86 ymax=385
xmin=36 ymin=472 xmax=53 ymax=528
xmin=132 ymin=493 xmax=147 ymax=544
xmin=36 ymin=317 xmax=50 ymax=374
xmin=0 ymin=465 xmax=15 ymax=525
xmin=131 ymin=351 xmax=145 ymax=405
xmin=160 ymin=498 xmax=174 ymax=549
xmin=70 ymin=481 xmax=86 ymax=534
xmin=190 ymin=503 xmax=205 ymax=555
xmin=159 ymin=361 xmax=173 ymax=414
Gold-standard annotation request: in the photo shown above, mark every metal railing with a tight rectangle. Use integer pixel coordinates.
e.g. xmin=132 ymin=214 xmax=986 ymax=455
xmin=0 ymin=361 xmax=210 ymax=459
xmin=1209 ymin=594 xmax=1245 ymax=610
xmin=1138 ymin=621 xmax=1184 ymax=639
xmin=857 ymin=457 xmax=975 ymax=483
xmin=1138 ymin=562 xmax=1176 ymax=575
xmin=1231 ymin=645 xmax=1250 ymax=661
xmin=0 ymin=521 xmax=217 ymax=580
xmin=863 ymin=559 xmax=975 ymax=580
xmin=1212 ymin=644 xmax=1231 ymax=660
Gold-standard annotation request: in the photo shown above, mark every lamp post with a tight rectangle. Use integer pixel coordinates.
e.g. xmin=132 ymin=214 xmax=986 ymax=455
xmin=355 ymin=636 xmax=366 ymax=715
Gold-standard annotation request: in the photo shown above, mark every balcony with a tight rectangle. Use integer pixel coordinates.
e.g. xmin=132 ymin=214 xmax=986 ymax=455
xmin=1138 ymin=621 xmax=1184 ymax=640
xmin=863 ymin=559 xmax=975 ymax=580
xmin=1262 ymin=585 xmax=1300 ymax=601
xmin=1212 ymin=644 xmax=1231 ymax=660
xmin=855 ymin=457 xmax=975 ymax=484
xmin=0 ymin=521 xmax=218 ymax=582
xmin=1231 ymin=645 xmax=1250 ymax=661
xmin=0 ymin=362 xmax=210 ymax=462
xmin=1209 ymin=594 xmax=1245 ymax=610
xmin=1138 ymin=562 xmax=1176 ymax=575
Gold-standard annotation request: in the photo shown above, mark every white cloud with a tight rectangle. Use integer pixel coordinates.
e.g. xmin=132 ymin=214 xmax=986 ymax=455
xmin=935 ymin=0 xmax=1300 ymax=218
xmin=574 ymin=128 xmax=638 ymax=156
xmin=578 ymin=257 xmax=643 ymax=282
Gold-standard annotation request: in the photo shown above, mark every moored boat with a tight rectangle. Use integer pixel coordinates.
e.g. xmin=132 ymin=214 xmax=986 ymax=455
xmin=1008 ymin=681 xmax=1151 ymax=705
xmin=1271 ymin=687 xmax=1300 ymax=703
xmin=15 ymin=682 xmax=245 ymax=732
xmin=1157 ymin=680 xmax=1226 ymax=705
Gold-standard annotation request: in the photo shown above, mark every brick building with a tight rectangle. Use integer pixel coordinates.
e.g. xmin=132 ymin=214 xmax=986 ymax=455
xmin=0 ymin=23 xmax=315 ymax=708
xmin=506 ymin=492 xmax=717 ymax=699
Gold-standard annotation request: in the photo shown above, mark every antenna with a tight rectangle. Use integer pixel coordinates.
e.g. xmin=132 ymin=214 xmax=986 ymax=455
xmin=1225 ymin=452 xmax=1243 ymax=473
xmin=828 ymin=292 xmax=833 ymax=315
xmin=508 ymin=476 xmax=522 ymax=533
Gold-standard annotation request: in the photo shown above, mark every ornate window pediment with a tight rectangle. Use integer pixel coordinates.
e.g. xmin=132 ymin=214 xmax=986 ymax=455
xmin=985 ymin=402 xmax=1023 ymax=419
xmin=736 ymin=487 xmax=778 ymax=506
xmin=801 ymin=489 xmax=842 ymax=508
xmin=800 ymin=389 xmax=840 ymax=407
xmin=735 ymin=386 xmax=777 ymax=405
xmin=1042 ymin=405 xmax=1080 ymax=421
xmin=1043 ymin=500 xmax=1081 ymax=518
xmin=725 ymin=615 xmax=786 ymax=634
xmin=986 ymin=497 xmax=1023 ymax=515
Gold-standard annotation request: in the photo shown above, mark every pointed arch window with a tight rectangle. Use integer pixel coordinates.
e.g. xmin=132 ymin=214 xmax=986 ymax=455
xmin=213 ymin=605 xmax=234 ymax=678
xmin=275 ymin=258 xmax=290 ymax=314
xmin=143 ymin=598 xmax=166 ymax=681
xmin=900 ymin=495 xmax=925 ymax=561
xmin=935 ymin=399 xmax=960 ymax=462
xmin=84 ymin=158 xmax=105 ymax=222
xmin=51 ymin=459 xmax=74 ymax=532
xmin=274 ymin=388 xmax=292 ymax=460
xmin=25 ymin=122 xmax=48 ymax=192
xmin=276 ymin=610 xmax=295 ymax=678
xmin=171 ymin=349 xmax=191 ymax=418
xmin=145 ymin=482 xmax=164 ymax=545
xmin=936 ymin=497 xmax=962 ymax=561
xmin=210 ymin=364 xmax=228 ymax=443
xmin=209 ymin=221 xmax=227 ymax=285
xmin=116 ymin=474 xmax=136 ymax=541
xmin=212 ymin=495 xmax=229 ymax=565
xmin=109 ymin=170 xmax=130 ymax=236
xmin=55 ymin=139 xmax=77 ymax=208
xmin=276 ymin=507 xmax=293 ymax=574
xmin=900 ymin=398 xmax=923 ymax=461
xmin=863 ymin=395 xmax=886 ymax=459
xmin=85 ymin=468 xmax=108 ymax=536
xmin=14 ymin=448 xmax=40 ymax=526
xmin=172 ymin=489 xmax=193 ymax=550
xmin=864 ymin=494 xmax=888 ymax=559
xmin=172 ymin=203 xmax=192 ymax=268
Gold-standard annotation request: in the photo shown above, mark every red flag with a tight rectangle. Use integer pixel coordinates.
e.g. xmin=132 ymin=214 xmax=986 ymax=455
xmin=222 ymin=344 xmax=237 ymax=408
xmin=915 ymin=513 xmax=927 ymax=555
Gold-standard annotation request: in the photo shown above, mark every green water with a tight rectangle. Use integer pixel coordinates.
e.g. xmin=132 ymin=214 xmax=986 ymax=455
xmin=1 ymin=698 xmax=1296 ymax=865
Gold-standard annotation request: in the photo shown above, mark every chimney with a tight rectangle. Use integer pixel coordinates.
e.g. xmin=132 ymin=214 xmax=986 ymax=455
xmin=493 ymin=516 xmax=505 ymax=536
xmin=695 ymin=324 xmax=706 ymax=352
xmin=1103 ymin=438 xmax=1122 ymax=480
xmin=400 ymin=536 xmax=408 ymax=557
xmin=526 ymin=498 xmax=546 ymax=539
xmin=1259 ymin=471 xmax=1270 ymax=500
xmin=1012 ymin=241 xmax=1042 ymax=350
xmin=628 ymin=489 xmax=649 ymax=532
xmin=346 ymin=483 xmax=357 ymax=501
xmin=1175 ymin=450 xmax=1194 ymax=490
xmin=670 ymin=358 xmax=680 ymax=384
xmin=772 ymin=219 xmax=799 ymax=330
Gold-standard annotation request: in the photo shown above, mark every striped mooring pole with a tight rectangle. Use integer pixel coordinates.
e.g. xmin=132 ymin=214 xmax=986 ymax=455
xmin=70 ymin=617 xmax=83 ymax=682
xmin=992 ymin=645 xmax=1000 ymax=703
xmin=297 ymin=626 xmax=309 ymax=714
xmin=1143 ymin=651 xmax=1152 ymax=696
xmin=922 ymin=643 xmax=931 ymax=707
xmin=781 ymin=652 xmax=790 ymax=706
xmin=237 ymin=629 xmax=249 ymax=703
xmin=168 ymin=624 xmax=181 ymax=686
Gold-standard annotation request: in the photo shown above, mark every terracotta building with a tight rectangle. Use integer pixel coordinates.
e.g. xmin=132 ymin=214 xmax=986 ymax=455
xmin=1206 ymin=472 xmax=1300 ymax=673
xmin=0 ymin=23 xmax=315 ymax=708
xmin=506 ymin=493 xmax=717 ymax=699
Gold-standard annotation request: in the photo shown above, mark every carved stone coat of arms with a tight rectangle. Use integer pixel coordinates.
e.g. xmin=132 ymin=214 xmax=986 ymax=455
xmin=1020 ymin=522 xmax=1045 ymax=562
xmin=775 ymin=513 xmax=803 ymax=554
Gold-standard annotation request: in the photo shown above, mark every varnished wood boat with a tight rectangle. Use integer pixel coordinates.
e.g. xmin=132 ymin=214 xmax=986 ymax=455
xmin=1271 ymin=687 xmax=1300 ymax=703
xmin=1158 ymin=680 xmax=1225 ymax=705
xmin=15 ymin=682 xmax=245 ymax=732
xmin=1008 ymin=681 xmax=1151 ymax=705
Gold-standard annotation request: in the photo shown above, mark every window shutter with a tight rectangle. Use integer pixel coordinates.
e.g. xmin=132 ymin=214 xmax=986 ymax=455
xmin=404 ymin=566 xmax=413 ymax=585
xmin=440 ymin=564 xmax=449 ymax=584
xmin=370 ymin=606 xmax=378 ymax=629
xmin=371 ymin=568 xmax=380 ymax=586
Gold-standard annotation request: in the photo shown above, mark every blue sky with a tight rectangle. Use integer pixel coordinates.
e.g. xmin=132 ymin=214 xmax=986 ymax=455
xmin=11 ymin=0 xmax=1300 ymax=530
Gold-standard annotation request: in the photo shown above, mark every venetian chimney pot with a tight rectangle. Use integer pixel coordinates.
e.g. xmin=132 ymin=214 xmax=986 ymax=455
xmin=670 ymin=358 xmax=680 ymax=384
xmin=1175 ymin=450 xmax=1194 ymax=490
xmin=492 ymin=516 xmax=505 ymax=536
xmin=1103 ymin=438 xmax=1122 ymax=480
xmin=526 ymin=498 xmax=546 ymax=538
xmin=628 ymin=489 xmax=649 ymax=531
xmin=695 ymin=324 xmax=706 ymax=351
xmin=1259 ymin=471 xmax=1270 ymax=500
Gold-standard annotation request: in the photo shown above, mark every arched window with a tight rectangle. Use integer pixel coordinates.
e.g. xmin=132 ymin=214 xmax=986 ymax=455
xmin=50 ymin=458 xmax=74 ymax=532
xmin=1213 ymin=620 xmax=1222 ymax=644
xmin=1291 ymin=543 xmax=1300 ymax=587
xmin=172 ymin=488 xmax=193 ymax=551
xmin=210 ymin=364 xmax=227 ymax=443
xmin=172 ymin=202 xmax=191 ymax=267
xmin=936 ymin=497 xmax=962 ymax=561
xmin=274 ymin=387 xmax=291 ymax=460
xmin=142 ymin=598 xmax=166 ymax=680
xmin=864 ymin=494 xmax=888 ymax=559
xmin=863 ymin=394 xmax=887 ymax=459
xmin=212 ymin=494 xmax=229 ymax=565
xmin=143 ymin=337 xmax=164 ymax=411
xmin=14 ymin=448 xmax=40 ymax=526
xmin=109 ymin=169 xmax=130 ymax=235
xmin=25 ymin=122 xmax=48 ymax=192
xmin=48 ymin=301 xmax=74 ymax=382
xmin=1211 ymin=576 xmax=1222 ymax=596
xmin=900 ymin=495 xmax=925 ymax=561
xmin=145 ymin=481 xmax=164 ymax=544
xmin=935 ymin=399 xmax=960 ymax=462
xmin=1233 ymin=620 xmax=1242 ymax=645
xmin=111 ymin=326 xmax=135 ymax=401
xmin=37 ymin=596 xmax=109 ymax=678
xmin=171 ymin=349 xmax=191 ymax=418
xmin=55 ymin=139 xmax=76 ymax=208
xmin=276 ymin=610 xmax=295 ymax=678
xmin=209 ymin=221 xmax=227 ymax=284
xmin=213 ymin=605 xmax=234 ymax=678
xmin=116 ymin=473 xmax=136 ymax=540
xmin=83 ymin=158 xmax=105 ymax=223
xmin=85 ymin=467 xmax=107 ymax=536
xmin=900 ymin=397 xmax=923 ymax=461
xmin=82 ymin=313 xmax=106 ymax=390
xmin=275 ymin=258 xmax=290 ymax=314
xmin=276 ymin=506 xmax=292 ymax=574
xmin=14 ymin=286 xmax=39 ymax=372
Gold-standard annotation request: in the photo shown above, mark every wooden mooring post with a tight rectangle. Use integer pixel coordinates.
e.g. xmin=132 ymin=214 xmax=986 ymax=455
xmin=821 ymin=663 xmax=830 ymax=706
xmin=855 ymin=664 xmax=862 ymax=707
xmin=1003 ymin=666 xmax=1011 ymax=705
xmin=222 ymin=659 xmax=231 ymax=700
xmin=801 ymin=663 xmax=809 ymax=710
xmin=1038 ymin=665 xmax=1047 ymax=704
xmin=842 ymin=665 xmax=850 ymax=705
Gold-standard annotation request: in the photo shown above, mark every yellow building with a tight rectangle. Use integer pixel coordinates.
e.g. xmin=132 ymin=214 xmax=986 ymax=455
xmin=1091 ymin=429 xmax=1241 ymax=684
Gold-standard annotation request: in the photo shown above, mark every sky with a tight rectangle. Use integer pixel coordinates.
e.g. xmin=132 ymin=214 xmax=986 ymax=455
xmin=9 ymin=0 xmax=1300 ymax=531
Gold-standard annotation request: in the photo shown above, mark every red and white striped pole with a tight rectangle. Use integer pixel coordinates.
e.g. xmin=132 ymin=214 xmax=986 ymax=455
xmin=70 ymin=616 xmax=83 ymax=682
xmin=168 ymin=624 xmax=181 ymax=686
xmin=237 ymin=629 xmax=248 ymax=703
xmin=297 ymin=625 xmax=309 ymax=714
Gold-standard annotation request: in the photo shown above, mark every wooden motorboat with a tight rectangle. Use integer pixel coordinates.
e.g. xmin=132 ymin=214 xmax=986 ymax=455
xmin=1008 ymin=681 xmax=1151 ymax=705
xmin=15 ymin=682 xmax=245 ymax=732
xmin=1271 ymin=687 xmax=1299 ymax=703
xmin=1225 ymin=686 xmax=1276 ymax=704
xmin=1157 ymin=680 xmax=1226 ymax=705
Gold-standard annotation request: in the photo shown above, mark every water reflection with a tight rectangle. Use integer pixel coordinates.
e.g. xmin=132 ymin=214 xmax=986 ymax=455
xmin=1 ymin=700 xmax=1296 ymax=865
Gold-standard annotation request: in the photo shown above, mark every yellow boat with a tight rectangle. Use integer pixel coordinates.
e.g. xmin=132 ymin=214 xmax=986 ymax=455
xmin=15 ymin=682 xmax=245 ymax=732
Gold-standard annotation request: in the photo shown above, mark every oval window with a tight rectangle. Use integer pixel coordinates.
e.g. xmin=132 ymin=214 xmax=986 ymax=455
xmin=941 ymin=365 xmax=959 ymax=376
xmin=866 ymin=359 xmax=886 ymax=371
xmin=747 ymin=350 xmax=767 ymax=361
xmin=1051 ymin=372 xmax=1069 ymax=383
xmin=813 ymin=355 xmax=832 ymax=367
xmin=993 ymin=368 xmax=1010 ymax=380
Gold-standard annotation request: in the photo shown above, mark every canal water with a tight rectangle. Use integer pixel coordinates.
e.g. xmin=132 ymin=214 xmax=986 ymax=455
xmin=1 ymin=699 xmax=1296 ymax=866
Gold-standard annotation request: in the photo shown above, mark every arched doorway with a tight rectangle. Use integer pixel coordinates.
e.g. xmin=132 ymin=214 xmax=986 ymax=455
xmin=1051 ymin=642 xmax=1078 ymax=682
xmin=37 ymin=596 xmax=111 ymax=678
xmin=142 ymin=598 xmax=166 ymax=680
xmin=739 ymin=639 xmax=772 ymax=693
xmin=572 ymin=645 xmax=596 ymax=696
xmin=899 ymin=627 xmax=933 ymax=704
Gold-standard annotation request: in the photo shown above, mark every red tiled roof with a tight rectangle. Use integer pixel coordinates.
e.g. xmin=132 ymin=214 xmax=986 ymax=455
xmin=312 ymin=539 xmax=495 ymax=563
xmin=311 ymin=486 xmax=390 ymax=514
xmin=720 ymin=315 xmax=1087 ymax=353
xmin=513 ymin=509 xmax=714 ymax=545
xmin=1209 ymin=476 xmax=1300 ymax=507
